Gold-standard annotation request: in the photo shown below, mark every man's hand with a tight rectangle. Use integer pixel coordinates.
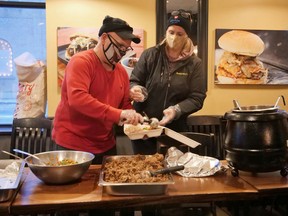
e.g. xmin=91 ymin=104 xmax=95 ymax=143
xmin=119 ymin=109 xmax=143 ymax=125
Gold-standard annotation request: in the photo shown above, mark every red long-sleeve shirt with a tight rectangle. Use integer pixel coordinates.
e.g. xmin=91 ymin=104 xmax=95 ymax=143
xmin=52 ymin=49 xmax=132 ymax=153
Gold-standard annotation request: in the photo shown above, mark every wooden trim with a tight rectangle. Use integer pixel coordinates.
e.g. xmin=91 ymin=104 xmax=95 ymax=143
xmin=0 ymin=1 xmax=45 ymax=9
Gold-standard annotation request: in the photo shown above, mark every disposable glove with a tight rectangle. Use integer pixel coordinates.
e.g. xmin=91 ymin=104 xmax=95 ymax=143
xmin=130 ymin=85 xmax=148 ymax=102
xmin=119 ymin=109 xmax=143 ymax=125
xmin=159 ymin=105 xmax=181 ymax=126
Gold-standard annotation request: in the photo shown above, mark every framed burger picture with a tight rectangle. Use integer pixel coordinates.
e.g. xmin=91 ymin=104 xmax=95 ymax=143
xmin=214 ymin=29 xmax=288 ymax=85
xmin=57 ymin=27 xmax=144 ymax=87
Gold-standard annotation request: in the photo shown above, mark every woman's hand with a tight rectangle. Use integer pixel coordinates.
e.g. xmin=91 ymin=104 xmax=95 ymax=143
xmin=159 ymin=105 xmax=181 ymax=126
xmin=159 ymin=107 xmax=176 ymax=126
xmin=130 ymin=85 xmax=148 ymax=102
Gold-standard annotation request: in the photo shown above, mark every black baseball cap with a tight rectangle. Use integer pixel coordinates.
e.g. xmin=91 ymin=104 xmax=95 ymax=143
xmin=98 ymin=15 xmax=141 ymax=44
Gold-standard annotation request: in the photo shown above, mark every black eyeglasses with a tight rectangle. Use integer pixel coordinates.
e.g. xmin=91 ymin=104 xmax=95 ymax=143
xmin=107 ymin=34 xmax=133 ymax=56
xmin=171 ymin=10 xmax=192 ymax=21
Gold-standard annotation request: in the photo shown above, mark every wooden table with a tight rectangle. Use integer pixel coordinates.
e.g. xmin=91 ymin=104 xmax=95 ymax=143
xmin=9 ymin=164 xmax=259 ymax=215
xmin=237 ymin=170 xmax=288 ymax=195
xmin=0 ymin=201 xmax=10 ymax=216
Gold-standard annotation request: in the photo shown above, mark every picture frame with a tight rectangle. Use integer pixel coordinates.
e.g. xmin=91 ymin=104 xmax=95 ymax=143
xmin=214 ymin=29 xmax=288 ymax=85
xmin=57 ymin=27 xmax=144 ymax=86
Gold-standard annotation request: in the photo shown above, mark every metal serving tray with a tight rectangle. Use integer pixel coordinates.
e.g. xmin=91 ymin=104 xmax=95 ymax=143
xmin=98 ymin=155 xmax=174 ymax=196
xmin=0 ymin=159 xmax=25 ymax=202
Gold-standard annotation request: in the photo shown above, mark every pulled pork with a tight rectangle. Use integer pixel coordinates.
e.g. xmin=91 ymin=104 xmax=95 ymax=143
xmin=103 ymin=154 xmax=170 ymax=183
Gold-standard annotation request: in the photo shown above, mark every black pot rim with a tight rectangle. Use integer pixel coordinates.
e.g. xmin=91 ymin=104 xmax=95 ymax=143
xmin=224 ymin=147 xmax=286 ymax=153
xmin=224 ymin=109 xmax=288 ymax=121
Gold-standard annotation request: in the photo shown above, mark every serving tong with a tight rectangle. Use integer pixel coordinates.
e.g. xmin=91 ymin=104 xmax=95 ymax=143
xmin=141 ymin=165 xmax=185 ymax=178
xmin=1 ymin=150 xmax=46 ymax=166
xmin=1 ymin=150 xmax=24 ymax=161
xmin=13 ymin=149 xmax=46 ymax=165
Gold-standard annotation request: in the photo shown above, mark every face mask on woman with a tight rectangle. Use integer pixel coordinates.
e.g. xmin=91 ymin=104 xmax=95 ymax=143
xmin=166 ymin=33 xmax=187 ymax=50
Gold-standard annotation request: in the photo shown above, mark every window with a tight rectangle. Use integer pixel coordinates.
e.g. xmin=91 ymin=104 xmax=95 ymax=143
xmin=0 ymin=0 xmax=46 ymax=125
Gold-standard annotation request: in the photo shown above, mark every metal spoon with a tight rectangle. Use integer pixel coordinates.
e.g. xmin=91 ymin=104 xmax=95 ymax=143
xmin=13 ymin=149 xmax=46 ymax=165
xmin=143 ymin=117 xmax=159 ymax=129
xmin=142 ymin=112 xmax=159 ymax=129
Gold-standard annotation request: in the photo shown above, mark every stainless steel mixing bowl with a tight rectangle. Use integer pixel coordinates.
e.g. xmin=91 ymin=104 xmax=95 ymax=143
xmin=25 ymin=150 xmax=95 ymax=184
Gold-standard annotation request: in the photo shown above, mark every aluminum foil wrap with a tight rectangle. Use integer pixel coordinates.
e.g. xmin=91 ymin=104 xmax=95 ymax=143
xmin=165 ymin=147 xmax=221 ymax=177
xmin=0 ymin=162 xmax=20 ymax=189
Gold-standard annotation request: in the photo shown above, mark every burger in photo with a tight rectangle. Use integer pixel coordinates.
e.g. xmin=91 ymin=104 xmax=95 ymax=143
xmin=216 ymin=30 xmax=268 ymax=84
xmin=65 ymin=34 xmax=98 ymax=60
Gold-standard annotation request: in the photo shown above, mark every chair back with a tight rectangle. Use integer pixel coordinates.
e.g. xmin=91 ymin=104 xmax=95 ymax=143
xmin=10 ymin=117 xmax=55 ymax=157
xmin=186 ymin=115 xmax=226 ymax=159
xmin=157 ymin=132 xmax=215 ymax=156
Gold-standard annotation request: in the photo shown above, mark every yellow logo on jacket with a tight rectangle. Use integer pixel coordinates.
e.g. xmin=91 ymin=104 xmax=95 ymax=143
xmin=176 ymin=72 xmax=188 ymax=76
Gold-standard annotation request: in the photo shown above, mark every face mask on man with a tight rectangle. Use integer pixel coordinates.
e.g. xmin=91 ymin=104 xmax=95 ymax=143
xmin=166 ymin=33 xmax=187 ymax=50
xmin=102 ymin=41 xmax=122 ymax=67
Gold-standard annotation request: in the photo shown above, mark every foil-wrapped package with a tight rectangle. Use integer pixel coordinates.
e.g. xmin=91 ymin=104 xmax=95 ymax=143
xmin=165 ymin=147 xmax=221 ymax=177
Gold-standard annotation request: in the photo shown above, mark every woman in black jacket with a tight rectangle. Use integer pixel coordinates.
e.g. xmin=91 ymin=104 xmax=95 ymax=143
xmin=129 ymin=10 xmax=207 ymax=155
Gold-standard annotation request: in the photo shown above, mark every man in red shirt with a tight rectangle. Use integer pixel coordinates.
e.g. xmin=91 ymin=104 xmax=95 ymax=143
xmin=52 ymin=16 xmax=143 ymax=164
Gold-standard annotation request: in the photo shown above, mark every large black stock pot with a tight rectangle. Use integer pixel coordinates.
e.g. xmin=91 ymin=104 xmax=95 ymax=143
xmin=224 ymin=105 xmax=288 ymax=177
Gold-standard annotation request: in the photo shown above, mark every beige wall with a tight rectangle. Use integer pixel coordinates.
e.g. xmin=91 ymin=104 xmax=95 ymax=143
xmin=46 ymin=0 xmax=288 ymax=117
xmin=200 ymin=0 xmax=288 ymax=115
xmin=46 ymin=0 xmax=156 ymax=116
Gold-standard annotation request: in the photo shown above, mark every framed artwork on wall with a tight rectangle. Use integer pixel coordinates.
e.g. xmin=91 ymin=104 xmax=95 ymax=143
xmin=214 ymin=29 xmax=288 ymax=85
xmin=57 ymin=27 xmax=144 ymax=86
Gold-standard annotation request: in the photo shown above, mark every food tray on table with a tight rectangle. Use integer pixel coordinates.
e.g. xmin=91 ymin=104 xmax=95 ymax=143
xmin=98 ymin=155 xmax=174 ymax=196
xmin=0 ymin=159 xmax=25 ymax=202
xmin=123 ymin=124 xmax=164 ymax=140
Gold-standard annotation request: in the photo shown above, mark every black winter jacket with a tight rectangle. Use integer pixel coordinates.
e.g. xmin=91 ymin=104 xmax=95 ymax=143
xmin=130 ymin=43 xmax=207 ymax=131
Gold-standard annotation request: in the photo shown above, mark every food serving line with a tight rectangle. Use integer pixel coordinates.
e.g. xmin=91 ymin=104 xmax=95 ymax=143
xmin=2 ymin=102 xmax=288 ymax=215
xmin=0 ymin=162 xmax=286 ymax=215
xmin=2 ymin=163 xmax=252 ymax=215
